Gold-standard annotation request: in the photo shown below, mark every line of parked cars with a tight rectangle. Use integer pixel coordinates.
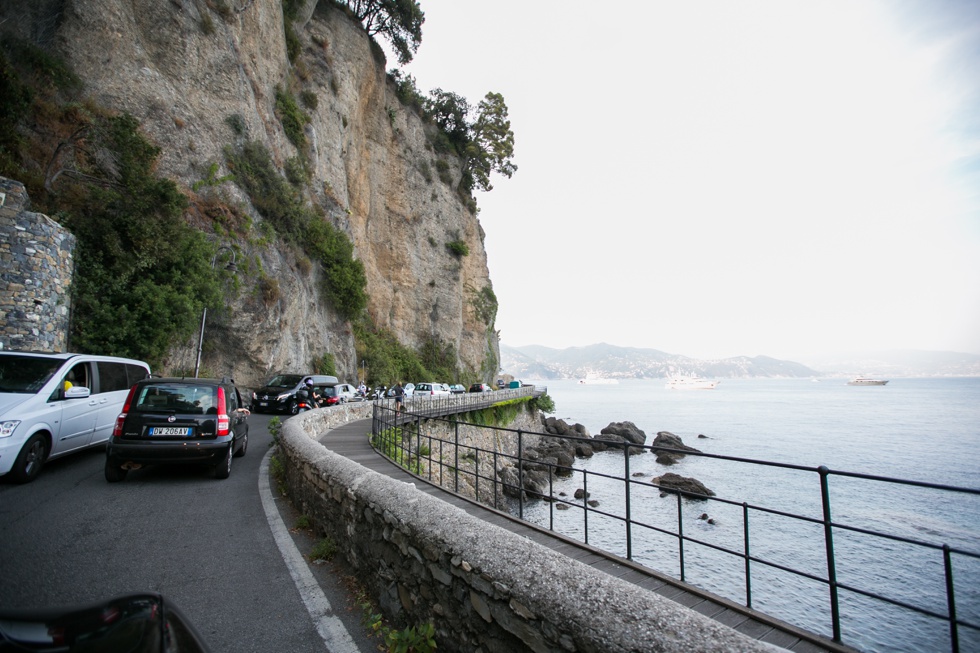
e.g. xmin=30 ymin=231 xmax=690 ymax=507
xmin=393 ymin=381 xmax=495 ymax=397
xmin=0 ymin=350 xmax=500 ymax=485
xmin=249 ymin=374 xmax=360 ymax=414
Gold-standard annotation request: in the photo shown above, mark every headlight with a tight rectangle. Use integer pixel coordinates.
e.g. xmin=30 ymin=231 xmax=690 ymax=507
xmin=1 ymin=420 xmax=21 ymax=438
xmin=252 ymin=391 xmax=258 ymax=400
xmin=276 ymin=393 xmax=291 ymax=401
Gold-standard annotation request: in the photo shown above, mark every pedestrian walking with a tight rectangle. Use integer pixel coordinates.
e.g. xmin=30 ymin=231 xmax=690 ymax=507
xmin=393 ymin=382 xmax=404 ymax=413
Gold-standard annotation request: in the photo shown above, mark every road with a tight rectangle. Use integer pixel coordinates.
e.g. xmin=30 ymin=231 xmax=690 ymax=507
xmin=0 ymin=412 xmax=372 ymax=653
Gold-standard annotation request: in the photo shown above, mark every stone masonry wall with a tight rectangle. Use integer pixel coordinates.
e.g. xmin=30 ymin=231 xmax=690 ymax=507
xmin=0 ymin=177 xmax=75 ymax=352
xmin=279 ymin=408 xmax=776 ymax=653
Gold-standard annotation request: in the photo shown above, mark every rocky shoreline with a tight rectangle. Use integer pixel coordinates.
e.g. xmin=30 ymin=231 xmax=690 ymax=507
xmin=499 ymin=416 xmax=717 ymax=505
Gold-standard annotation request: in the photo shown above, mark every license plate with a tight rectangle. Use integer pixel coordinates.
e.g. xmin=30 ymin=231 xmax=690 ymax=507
xmin=149 ymin=427 xmax=191 ymax=436
xmin=258 ymin=402 xmax=268 ymax=407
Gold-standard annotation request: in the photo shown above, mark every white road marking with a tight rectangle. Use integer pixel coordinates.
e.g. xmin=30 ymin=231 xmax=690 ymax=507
xmin=259 ymin=448 xmax=362 ymax=653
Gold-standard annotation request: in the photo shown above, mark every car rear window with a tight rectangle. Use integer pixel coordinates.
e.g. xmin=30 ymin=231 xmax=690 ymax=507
xmin=134 ymin=384 xmax=219 ymax=414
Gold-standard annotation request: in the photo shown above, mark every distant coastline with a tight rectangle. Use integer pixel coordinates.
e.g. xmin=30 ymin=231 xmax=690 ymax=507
xmin=501 ymin=343 xmax=980 ymax=380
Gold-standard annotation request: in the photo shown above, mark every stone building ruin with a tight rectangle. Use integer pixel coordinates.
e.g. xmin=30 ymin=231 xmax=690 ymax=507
xmin=0 ymin=176 xmax=75 ymax=352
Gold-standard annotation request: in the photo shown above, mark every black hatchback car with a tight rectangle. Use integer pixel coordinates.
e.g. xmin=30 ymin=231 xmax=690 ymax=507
xmin=105 ymin=377 xmax=249 ymax=481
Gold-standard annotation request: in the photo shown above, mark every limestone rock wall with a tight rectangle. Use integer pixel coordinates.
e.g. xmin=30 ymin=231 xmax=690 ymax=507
xmin=0 ymin=0 xmax=498 ymax=385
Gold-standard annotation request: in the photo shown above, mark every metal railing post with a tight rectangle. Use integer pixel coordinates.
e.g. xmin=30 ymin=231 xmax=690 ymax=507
xmin=493 ymin=449 xmax=499 ymax=510
xmin=549 ymin=467 xmax=555 ymax=532
xmin=743 ymin=502 xmax=752 ymax=608
xmin=677 ymin=491 xmax=685 ymax=582
xmin=518 ymin=430 xmax=524 ymax=521
xmin=944 ymin=544 xmax=959 ymax=653
xmin=819 ymin=466 xmax=842 ymax=642
xmin=583 ymin=471 xmax=589 ymax=545
xmin=454 ymin=421 xmax=460 ymax=493
xmin=624 ymin=442 xmax=633 ymax=560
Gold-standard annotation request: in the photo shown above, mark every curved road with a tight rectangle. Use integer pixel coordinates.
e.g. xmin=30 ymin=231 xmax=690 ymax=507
xmin=0 ymin=413 xmax=370 ymax=653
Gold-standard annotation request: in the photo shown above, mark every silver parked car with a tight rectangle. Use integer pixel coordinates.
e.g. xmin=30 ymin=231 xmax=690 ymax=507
xmin=0 ymin=351 xmax=151 ymax=483
xmin=414 ymin=383 xmax=450 ymax=396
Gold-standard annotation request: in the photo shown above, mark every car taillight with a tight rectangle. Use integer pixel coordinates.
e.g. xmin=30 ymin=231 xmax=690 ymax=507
xmin=112 ymin=385 xmax=139 ymax=437
xmin=216 ymin=387 xmax=230 ymax=436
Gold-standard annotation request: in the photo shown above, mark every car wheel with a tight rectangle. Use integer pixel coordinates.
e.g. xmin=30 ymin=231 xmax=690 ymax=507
xmin=10 ymin=433 xmax=49 ymax=484
xmin=213 ymin=444 xmax=233 ymax=479
xmin=233 ymin=430 xmax=248 ymax=458
xmin=105 ymin=458 xmax=128 ymax=483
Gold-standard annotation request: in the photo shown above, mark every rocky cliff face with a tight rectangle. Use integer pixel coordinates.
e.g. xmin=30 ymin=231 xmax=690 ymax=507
xmin=1 ymin=0 xmax=498 ymax=385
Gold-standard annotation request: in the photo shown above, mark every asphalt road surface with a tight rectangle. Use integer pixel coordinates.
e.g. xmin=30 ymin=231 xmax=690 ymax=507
xmin=0 ymin=412 xmax=374 ymax=653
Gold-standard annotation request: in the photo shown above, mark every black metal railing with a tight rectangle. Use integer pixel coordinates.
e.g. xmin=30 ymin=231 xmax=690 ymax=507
xmin=369 ymin=395 xmax=980 ymax=653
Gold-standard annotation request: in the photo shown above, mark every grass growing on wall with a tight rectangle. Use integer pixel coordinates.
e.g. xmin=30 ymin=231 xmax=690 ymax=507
xmin=456 ymin=397 xmax=531 ymax=427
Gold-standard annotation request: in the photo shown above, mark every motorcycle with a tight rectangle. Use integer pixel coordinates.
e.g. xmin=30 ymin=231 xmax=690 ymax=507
xmin=295 ymin=388 xmax=319 ymax=413
xmin=368 ymin=385 xmax=387 ymax=401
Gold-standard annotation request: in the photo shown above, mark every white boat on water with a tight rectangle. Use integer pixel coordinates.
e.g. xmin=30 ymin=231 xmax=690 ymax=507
xmin=578 ymin=375 xmax=618 ymax=385
xmin=847 ymin=377 xmax=889 ymax=386
xmin=665 ymin=377 xmax=719 ymax=390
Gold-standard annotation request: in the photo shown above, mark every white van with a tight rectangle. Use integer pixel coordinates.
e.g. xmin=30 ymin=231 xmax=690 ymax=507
xmin=0 ymin=351 xmax=151 ymax=483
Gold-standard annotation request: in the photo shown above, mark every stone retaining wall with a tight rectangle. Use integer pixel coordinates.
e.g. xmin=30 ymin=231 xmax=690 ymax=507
xmin=278 ymin=407 xmax=776 ymax=653
xmin=0 ymin=177 xmax=75 ymax=352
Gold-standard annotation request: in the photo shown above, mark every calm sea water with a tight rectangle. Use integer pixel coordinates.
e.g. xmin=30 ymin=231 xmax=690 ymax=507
xmin=521 ymin=377 xmax=980 ymax=653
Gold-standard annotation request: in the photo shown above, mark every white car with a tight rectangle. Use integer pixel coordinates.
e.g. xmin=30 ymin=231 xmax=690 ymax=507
xmin=0 ymin=351 xmax=151 ymax=483
xmin=413 ymin=383 xmax=450 ymax=396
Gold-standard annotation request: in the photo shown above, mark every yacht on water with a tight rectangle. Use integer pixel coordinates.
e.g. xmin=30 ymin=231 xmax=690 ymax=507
xmin=665 ymin=377 xmax=719 ymax=390
xmin=847 ymin=377 xmax=889 ymax=386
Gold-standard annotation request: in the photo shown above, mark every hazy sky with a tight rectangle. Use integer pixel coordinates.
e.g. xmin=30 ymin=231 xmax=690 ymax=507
xmin=393 ymin=0 xmax=980 ymax=360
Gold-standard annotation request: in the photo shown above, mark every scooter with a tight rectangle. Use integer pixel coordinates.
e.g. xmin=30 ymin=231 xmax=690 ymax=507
xmin=295 ymin=388 xmax=318 ymax=413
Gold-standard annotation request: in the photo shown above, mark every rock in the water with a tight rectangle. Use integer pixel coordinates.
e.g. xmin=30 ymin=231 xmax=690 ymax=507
xmin=599 ymin=421 xmax=647 ymax=446
xmin=652 ymin=431 xmax=702 ymax=465
xmin=651 ymin=472 xmax=715 ymax=499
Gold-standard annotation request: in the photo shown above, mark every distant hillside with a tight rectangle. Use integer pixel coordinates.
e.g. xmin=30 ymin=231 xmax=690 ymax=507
xmin=800 ymin=350 xmax=980 ymax=377
xmin=501 ymin=343 xmax=819 ymax=380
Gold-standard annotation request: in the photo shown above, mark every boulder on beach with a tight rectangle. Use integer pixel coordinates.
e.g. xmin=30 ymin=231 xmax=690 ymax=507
xmin=651 ymin=472 xmax=715 ymax=499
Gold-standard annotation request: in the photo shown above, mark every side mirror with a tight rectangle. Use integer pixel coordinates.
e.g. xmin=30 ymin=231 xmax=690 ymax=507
xmin=64 ymin=386 xmax=91 ymax=399
xmin=0 ymin=593 xmax=210 ymax=652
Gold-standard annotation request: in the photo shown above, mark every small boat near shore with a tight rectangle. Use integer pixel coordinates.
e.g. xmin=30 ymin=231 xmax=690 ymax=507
xmin=847 ymin=377 xmax=889 ymax=386
xmin=665 ymin=377 xmax=719 ymax=390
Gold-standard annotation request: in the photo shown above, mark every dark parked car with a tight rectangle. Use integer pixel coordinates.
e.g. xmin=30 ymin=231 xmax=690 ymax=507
xmin=105 ymin=377 xmax=249 ymax=481
xmin=448 ymin=384 xmax=466 ymax=395
xmin=468 ymin=383 xmax=492 ymax=393
xmin=251 ymin=373 xmax=338 ymax=414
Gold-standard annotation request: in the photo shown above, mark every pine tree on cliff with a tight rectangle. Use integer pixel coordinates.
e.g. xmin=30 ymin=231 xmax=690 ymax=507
xmin=344 ymin=0 xmax=425 ymax=64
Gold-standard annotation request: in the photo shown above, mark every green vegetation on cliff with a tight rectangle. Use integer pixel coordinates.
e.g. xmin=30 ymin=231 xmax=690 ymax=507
xmin=389 ymin=71 xmax=517 ymax=194
xmin=1 ymin=40 xmax=220 ymax=365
